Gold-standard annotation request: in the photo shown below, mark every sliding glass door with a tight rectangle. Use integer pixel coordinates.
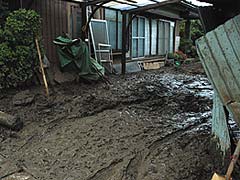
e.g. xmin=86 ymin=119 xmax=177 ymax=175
xmin=132 ymin=17 xmax=145 ymax=58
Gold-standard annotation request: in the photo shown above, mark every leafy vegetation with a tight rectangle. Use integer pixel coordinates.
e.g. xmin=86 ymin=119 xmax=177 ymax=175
xmin=0 ymin=0 xmax=9 ymax=27
xmin=0 ymin=9 xmax=42 ymax=89
xmin=168 ymin=51 xmax=187 ymax=61
xmin=179 ymin=20 xmax=204 ymax=58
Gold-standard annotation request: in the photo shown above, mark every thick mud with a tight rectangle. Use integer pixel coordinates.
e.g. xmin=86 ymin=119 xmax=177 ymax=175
xmin=0 ymin=63 xmax=232 ymax=180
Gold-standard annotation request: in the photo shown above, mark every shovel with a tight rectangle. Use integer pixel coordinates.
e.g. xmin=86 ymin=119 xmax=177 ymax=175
xmin=212 ymin=140 xmax=240 ymax=180
xmin=35 ymin=37 xmax=49 ymax=97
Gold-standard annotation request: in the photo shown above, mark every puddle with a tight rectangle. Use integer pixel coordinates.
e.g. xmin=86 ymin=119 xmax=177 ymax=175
xmin=158 ymin=73 xmax=213 ymax=99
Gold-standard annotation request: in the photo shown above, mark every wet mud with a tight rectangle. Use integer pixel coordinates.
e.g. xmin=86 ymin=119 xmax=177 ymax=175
xmin=0 ymin=63 xmax=234 ymax=180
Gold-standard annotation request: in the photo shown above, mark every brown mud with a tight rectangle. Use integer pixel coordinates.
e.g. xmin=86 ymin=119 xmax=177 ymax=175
xmin=0 ymin=62 xmax=236 ymax=180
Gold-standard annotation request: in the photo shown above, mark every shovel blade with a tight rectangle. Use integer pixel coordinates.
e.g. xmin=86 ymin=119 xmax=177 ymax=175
xmin=212 ymin=173 xmax=226 ymax=180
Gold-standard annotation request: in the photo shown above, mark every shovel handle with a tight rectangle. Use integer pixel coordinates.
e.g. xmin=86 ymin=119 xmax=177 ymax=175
xmin=35 ymin=37 xmax=49 ymax=97
xmin=226 ymin=140 xmax=240 ymax=180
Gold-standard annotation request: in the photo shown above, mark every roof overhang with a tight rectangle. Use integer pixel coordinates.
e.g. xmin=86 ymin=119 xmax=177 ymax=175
xmin=61 ymin=0 xmax=200 ymax=20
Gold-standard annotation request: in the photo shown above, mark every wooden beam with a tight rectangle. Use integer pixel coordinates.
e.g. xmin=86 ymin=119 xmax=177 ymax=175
xmin=125 ymin=0 xmax=181 ymax=13
xmin=82 ymin=0 xmax=111 ymax=36
xmin=59 ymin=0 xmax=82 ymax=4
xmin=113 ymin=0 xmax=140 ymax=8
xmin=128 ymin=0 xmax=137 ymax=3
xmin=81 ymin=2 xmax=87 ymax=40
xmin=149 ymin=0 xmax=159 ymax=3
xmin=85 ymin=0 xmax=110 ymax=6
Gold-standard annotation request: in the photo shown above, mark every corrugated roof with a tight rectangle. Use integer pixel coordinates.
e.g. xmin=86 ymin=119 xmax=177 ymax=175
xmin=103 ymin=0 xmax=167 ymax=10
xmin=69 ymin=0 xmax=206 ymax=11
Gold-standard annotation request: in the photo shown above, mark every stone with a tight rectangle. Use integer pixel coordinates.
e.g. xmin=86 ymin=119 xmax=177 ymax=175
xmin=0 ymin=111 xmax=23 ymax=131
xmin=12 ymin=90 xmax=35 ymax=106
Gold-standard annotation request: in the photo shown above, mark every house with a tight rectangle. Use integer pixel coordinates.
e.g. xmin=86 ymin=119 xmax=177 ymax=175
xmin=6 ymin=0 xmax=199 ymax=74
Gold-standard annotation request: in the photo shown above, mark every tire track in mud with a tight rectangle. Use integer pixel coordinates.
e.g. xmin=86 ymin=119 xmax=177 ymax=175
xmin=86 ymin=112 xmax=211 ymax=180
xmin=147 ymin=115 xmax=210 ymax=156
xmin=122 ymin=114 xmax=210 ymax=180
xmin=86 ymin=158 xmax=123 ymax=180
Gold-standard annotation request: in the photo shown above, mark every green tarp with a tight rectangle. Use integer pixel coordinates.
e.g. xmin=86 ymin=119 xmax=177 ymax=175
xmin=53 ymin=36 xmax=104 ymax=81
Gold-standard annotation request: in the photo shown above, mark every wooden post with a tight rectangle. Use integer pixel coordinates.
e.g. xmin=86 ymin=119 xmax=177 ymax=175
xmin=121 ymin=12 xmax=127 ymax=74
xmin=81 ymin=2 xmax=87 ymax=40
xmin=185 ymin=19 xmax=191 ymax=40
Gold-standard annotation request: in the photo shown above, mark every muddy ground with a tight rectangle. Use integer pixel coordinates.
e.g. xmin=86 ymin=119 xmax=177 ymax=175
xmin=0 ymin=62 xmax=232 ymax=180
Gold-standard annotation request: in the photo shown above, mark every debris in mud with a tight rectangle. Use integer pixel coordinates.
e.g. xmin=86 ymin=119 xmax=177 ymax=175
xmin=0 ymin=64 xmax=230 ymax=180
xmin=0 ymin=111 xmax=23 ymax=131
xmin=1 ymin=172 xmax=34 ymax=180
xmin=13 ymin=90 xmax=35 ymax=106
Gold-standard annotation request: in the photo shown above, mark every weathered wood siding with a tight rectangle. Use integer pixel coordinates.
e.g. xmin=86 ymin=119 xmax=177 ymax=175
xmin=197 ymin=14 xmax=240 ymax=152
xmin=8 ymin=0 xmax=82 ymax=68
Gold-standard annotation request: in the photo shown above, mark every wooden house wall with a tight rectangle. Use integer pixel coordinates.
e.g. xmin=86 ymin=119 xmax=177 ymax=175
xmin=8 ymin=0 xmax=82 ymax=69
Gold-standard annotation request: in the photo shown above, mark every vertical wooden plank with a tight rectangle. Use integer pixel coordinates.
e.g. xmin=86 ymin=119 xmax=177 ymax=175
xmin=46 ymin=0 xmax=52 ymax=63
xmin=81 ymin=2 xmax=87 ymax=40
xmin=48 ymin=0 xmax=52 ymax=62
xmin=59 ymin=0 xmax=63 ymax=35
xmin=54 ymin=0 xmax=59 ymax=38
xmin=50 ymin=0 xmax=55 ymax=63
xmin=73 ymin=5 xmax=77 ymax=38
xmin=62 ymin=1 xmax=68 ymax=34
xmin=41 ymin=0 xmax=47 ymax=59
xmin=67 ymin=3 xmax=71 ymax=36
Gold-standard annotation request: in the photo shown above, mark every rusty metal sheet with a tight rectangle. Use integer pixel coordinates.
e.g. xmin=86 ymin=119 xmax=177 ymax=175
xmin=197 ymin=14 xmax=240 ymax=126
xmin=197 ymin=14 xmax=240 ymax=152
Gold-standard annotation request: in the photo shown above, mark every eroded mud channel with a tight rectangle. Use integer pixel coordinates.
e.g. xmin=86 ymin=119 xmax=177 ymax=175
xmin=0 ymin=67 xmax=223 ymax=180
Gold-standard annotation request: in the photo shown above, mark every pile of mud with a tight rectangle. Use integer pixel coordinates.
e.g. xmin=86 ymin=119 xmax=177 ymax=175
xmin=0 ymin=67 xmax=231 ymax=180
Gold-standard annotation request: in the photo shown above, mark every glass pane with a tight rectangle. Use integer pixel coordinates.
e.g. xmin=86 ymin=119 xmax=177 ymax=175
xmin=118 ymin=11 xmax=122 ymax=22
xmin=105 ymin=9 xmax=116 ymax=20
xmin=139 ymin=18 xmax=145 ymax=37
xmin=165 ymin=22 xmax=170 ymax=53
xmin=145 ymin=18 xmax=150 ymax=56
xmin=91 ymin=21 xmax=108 ymax=46
xmin=158 ymin=21 xmax=164 ymax=55
xmin=107 ymin=20 xmax=117 ymax=49
xmin=118 ymin=22 xmax=122 ymax=49
xmin=76 ymin=9 xmax=82 ymax=37
xmin=151 ymin=20 xmax=157 ymax=55
xmin=169 ymin=24 xmax=174 ymax=53
xmin=132 ymin=18 xmax=138 ymax=37
xmin=139 ymin=39 xmax=144 ymax=57
xmin=132 ymin=39 xmax=138 ymax=58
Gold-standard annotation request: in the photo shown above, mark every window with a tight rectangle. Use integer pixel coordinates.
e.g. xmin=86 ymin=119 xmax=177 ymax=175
xmin=105 ymin=9 xmax=122 ymax=50
xmin=158 ymin=20 xmax=171 ymax=55
xmin=132 ymin=17 xmax=145 ymax=58
xmin=144 ymin=18 xmax=150 ymax=56
xmin=151 ymin=19 xmax=157 ymax=55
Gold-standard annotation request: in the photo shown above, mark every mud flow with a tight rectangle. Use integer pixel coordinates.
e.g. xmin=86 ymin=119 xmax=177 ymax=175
xmin=0 ymin=63 xmax=235 ymax=180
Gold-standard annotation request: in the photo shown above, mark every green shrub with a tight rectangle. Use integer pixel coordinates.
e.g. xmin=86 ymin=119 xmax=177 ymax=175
xmin=0 ymin=9 xmax=42 ymax=89
xmin=179 ymin=20 xmax=204 ymax=58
